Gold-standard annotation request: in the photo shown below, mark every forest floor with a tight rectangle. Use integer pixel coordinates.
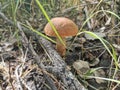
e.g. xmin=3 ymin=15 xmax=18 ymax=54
xmin=0 ymin=0 xmax=120 ymax=90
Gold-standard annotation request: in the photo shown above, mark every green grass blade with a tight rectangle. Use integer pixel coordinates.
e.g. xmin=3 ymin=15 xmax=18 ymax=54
xmin=86 ymin=76 xmax=120 ymax=84
xmin=35 ymin=0 xmax=65 ymax=46
xmin=79 ymin=10 xmax=120 ymax=32
xmin=81 ymin=31 xmax=118 ymax=66
xmin=20 ymin=22 xmax=56 ymax=44
xmin=77 ymin=9 xmax=120 ymax=67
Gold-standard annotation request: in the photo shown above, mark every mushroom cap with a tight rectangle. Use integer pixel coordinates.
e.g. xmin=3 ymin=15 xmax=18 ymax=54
xmin=44 ymin=17 xmax=78 ymax=37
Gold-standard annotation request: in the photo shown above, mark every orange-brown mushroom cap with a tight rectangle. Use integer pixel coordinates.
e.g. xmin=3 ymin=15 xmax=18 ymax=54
xmin=44 ymin=17 xmax=78 ymax=37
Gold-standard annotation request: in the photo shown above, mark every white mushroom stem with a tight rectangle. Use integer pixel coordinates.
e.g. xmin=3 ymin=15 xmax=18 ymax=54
xmin=56 ymin=38 xmax=66 ymax=56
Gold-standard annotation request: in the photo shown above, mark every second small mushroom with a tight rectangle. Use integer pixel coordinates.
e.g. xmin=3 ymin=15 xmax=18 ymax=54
xmin=44 ymin=17 xmax=78 ymax=56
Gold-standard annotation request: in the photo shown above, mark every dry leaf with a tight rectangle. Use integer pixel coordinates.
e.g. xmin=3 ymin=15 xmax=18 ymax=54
xmin=73 ymin=60 xmax=90 ymax=76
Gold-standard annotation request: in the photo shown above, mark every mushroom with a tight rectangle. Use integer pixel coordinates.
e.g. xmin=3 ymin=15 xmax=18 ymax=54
xmin=44 ymin=17 xmax=78 ymax=56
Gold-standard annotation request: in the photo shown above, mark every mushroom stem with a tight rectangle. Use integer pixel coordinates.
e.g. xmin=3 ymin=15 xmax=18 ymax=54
xmin=56 ymin=38 xmax=66 ymax=56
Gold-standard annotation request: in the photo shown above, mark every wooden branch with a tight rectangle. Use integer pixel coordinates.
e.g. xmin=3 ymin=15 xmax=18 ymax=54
xmin=17 ymin=22 xmax=58 ymax=90
xmin=38 ymin=36 xmax=86 ymax=90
